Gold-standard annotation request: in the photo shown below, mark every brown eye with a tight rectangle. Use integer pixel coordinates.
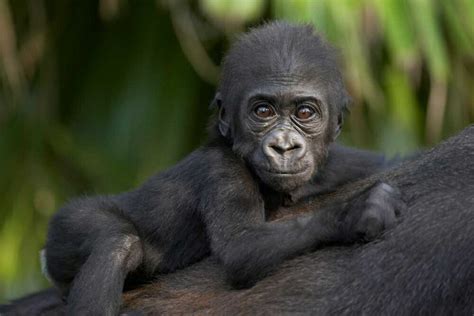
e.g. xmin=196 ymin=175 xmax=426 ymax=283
xmin=296 ymin=105 xmax=316 ymax=120
xmin=254 ymin=104 xmax=275 ymax=118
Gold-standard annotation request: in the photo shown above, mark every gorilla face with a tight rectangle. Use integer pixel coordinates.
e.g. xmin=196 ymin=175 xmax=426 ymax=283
xmin=230 ymin=81 xmax=332 ymax=193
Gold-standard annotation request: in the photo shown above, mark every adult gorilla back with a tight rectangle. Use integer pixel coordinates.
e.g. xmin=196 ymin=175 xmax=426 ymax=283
xmin=3 ymin=126 xmax=473 ymax=315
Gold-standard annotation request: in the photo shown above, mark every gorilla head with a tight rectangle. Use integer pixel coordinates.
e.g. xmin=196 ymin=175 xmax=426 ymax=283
xmin=213 ymin=22 xmax=350 ymax=192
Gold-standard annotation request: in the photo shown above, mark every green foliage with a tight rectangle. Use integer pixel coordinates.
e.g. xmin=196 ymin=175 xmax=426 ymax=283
xmin=0 ymin=0 xmax=472 ymax=301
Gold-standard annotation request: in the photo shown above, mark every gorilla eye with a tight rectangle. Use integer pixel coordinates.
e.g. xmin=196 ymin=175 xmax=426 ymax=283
xmin=295 ymin=105 xmax=316 ymax=120
xmin=254 ymin=104 xmax=275 ymax=119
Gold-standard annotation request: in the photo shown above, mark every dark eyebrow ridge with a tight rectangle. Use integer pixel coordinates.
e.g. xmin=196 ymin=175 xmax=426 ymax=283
xmin=293 ymin=96 xmax=320 ymax=104
xmin=248 ymin=94 xmax=278 ymax=104
xmin=247 ymin=94 xmax=321 ymax=111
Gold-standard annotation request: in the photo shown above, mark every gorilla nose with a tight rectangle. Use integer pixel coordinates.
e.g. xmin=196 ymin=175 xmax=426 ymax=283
xmin=270 ymin=143 xmax=301 ymax=155
xmin=263 ymin=131 xmax=306 ymax=161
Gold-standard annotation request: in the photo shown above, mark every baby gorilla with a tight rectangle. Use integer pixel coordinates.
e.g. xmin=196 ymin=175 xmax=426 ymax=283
xmin=45 ymin=22 xmax=403 ymax=315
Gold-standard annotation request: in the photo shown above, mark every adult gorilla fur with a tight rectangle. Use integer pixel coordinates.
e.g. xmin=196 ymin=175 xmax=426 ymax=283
xmin=2 ymin=126 xmax=473 ymax=315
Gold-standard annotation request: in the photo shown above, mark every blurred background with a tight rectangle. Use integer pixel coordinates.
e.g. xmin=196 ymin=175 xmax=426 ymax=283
xmin=0 ymin=0 xmax=473 ymax=301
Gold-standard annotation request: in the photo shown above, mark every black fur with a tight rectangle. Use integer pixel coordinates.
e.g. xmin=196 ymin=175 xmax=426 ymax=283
xmin=40 ymin=22 xmax=403 ymax=315
xmin=2 ymin=126 xmax=472 ymax=315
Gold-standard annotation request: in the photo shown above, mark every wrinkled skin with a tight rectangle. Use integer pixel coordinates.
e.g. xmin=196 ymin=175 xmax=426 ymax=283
xmin=226 ymin=84 xmax=331 ymax=192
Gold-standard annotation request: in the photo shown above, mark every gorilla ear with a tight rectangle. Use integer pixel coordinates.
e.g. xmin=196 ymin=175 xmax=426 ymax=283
xmin=334 ymin=113 xmax=343 ymax=140
xmin=218 ymin=108 xmax=231 ymax=138
xmin=333 ymin=93 xmax=351 ymax=140
xmin=211 ymin=92 xmax=231 ymax=138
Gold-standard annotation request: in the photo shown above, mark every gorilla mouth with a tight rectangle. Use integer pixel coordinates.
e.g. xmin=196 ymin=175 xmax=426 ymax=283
xmin=261 ymin=168 xmax=308 ymax=176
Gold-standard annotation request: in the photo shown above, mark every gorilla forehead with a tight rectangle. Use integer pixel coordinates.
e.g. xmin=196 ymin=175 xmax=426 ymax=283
xmin=219 ymin=22 xmax=343 ymax=101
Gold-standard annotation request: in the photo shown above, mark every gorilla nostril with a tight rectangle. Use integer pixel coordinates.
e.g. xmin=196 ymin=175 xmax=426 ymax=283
xmin=270 ymin=145 xmax=286 ymax=155
xmin=291 ymin=144 xmax=302 ymax=150
xmin=270 ymin=144 xmax=302 ymax=155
